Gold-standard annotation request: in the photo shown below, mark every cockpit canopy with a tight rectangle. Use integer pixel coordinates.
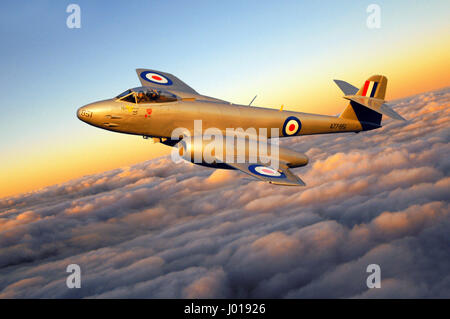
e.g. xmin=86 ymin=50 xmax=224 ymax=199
xmin=115 ymin=87 xmax=178 ymax=104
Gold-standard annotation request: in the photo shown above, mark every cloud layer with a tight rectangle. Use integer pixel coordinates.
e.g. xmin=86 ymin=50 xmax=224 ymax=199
xmin=0 ymin=88 xmax=449 ymax=298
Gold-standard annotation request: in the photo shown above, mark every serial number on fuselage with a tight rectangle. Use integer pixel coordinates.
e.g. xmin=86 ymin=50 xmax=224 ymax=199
xmin=330 ymin=123 xmax=347 ymax=130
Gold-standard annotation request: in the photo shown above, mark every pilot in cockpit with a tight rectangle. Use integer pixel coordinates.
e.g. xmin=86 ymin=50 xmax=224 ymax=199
xmin=136 ymin=92 xmax=147 ymax=103
xmin=149 ymin=91 xmax=158 ymax=101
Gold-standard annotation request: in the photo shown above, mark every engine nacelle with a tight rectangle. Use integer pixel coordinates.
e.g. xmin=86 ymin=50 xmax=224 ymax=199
xmin=174 ymin=137 xmax=308 ymax=168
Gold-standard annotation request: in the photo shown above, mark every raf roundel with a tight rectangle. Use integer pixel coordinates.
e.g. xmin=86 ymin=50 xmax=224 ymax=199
xmin=282 ymin=116 xmax=301 ymax=136
xmin=140 ymin=71 xmax=173 ymax=86
xmin=248 ymin=164 xmax=286 ymax=179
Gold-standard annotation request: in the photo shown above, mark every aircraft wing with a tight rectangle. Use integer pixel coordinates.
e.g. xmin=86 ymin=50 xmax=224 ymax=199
xmin=136 ymin=68 xmax=199 ymax=95
xmin=225 ymin=161 xmax=306 ymax=186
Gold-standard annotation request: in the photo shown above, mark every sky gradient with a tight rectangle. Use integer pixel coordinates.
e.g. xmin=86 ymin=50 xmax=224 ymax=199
xmin=0 ymin=0 xmax=449 ymax=197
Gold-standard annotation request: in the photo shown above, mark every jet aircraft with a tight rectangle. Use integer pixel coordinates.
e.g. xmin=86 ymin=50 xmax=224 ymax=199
xmin=77 ymin=69 xmax=405 ymax=186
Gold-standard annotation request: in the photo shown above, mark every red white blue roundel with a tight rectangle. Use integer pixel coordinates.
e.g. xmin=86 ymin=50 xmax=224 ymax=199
xmin=282 ymin=116 xmax=301 ymax=136
xmin=140 ymin=71 xmax=173 ymax=86
xmin=248 ymin=164 xmax=286 ymax=179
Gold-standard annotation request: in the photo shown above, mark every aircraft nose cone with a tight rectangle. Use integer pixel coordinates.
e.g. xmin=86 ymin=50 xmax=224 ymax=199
xmin=76 ymin=106 xmax=83 ymax=120
xmin=76 ymin=105 xmax=92 ymax=122
xmin=76 ymin=100 xmax=114 ymax=128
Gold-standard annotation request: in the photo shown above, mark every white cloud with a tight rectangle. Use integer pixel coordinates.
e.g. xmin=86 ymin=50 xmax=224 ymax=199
xmin=0 ymin=88 xmax=449 ymax=298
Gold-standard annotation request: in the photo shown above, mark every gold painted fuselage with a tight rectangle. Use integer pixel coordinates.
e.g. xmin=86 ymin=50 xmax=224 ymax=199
xmin=77 ymin=92 xmax=363 ymax=139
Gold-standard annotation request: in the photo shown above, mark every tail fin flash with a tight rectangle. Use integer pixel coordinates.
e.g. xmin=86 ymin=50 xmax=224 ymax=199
xmin=356 ymin=75 xmax=387 ymax=99
xmin=338 ymin=75 xmax=405 ymax=130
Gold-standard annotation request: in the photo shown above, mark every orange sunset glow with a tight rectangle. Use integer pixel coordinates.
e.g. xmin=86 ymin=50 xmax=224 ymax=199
xmin=1 ymin=0 xmax=450 ymax=301
xmin=0 ymin=1 xmax=448 ymax=198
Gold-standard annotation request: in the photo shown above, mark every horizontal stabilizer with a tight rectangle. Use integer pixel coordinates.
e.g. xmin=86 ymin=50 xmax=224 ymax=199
xmin=379 ymin=103 xmax=407 ymax=121
xmin=343 ymin=95 xmax=406 ymax=121
xmin=334 ymin=80 xmax=359 ymax=95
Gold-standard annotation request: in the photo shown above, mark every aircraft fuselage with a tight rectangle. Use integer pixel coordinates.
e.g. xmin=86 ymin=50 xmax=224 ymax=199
xmin=77 ymin=93 xmax=364 ymax=139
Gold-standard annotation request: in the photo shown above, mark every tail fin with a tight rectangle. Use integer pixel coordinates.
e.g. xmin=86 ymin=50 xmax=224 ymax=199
xmin=356 ymin=75 xmax=387 ymax=99
xmin=336 ymin=75 xmax=405 ymax=130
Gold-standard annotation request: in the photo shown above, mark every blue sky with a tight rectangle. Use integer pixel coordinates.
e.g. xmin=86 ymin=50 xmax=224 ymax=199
xmin=0 ymin=0 xmax=448 ymax=196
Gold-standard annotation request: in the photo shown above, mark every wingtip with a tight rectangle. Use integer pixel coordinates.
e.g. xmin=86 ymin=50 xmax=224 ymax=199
xmin=389 ymin=113 xmax=407 ymax=121
xmin=390 ymin=112 xmax=406 ymax=121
